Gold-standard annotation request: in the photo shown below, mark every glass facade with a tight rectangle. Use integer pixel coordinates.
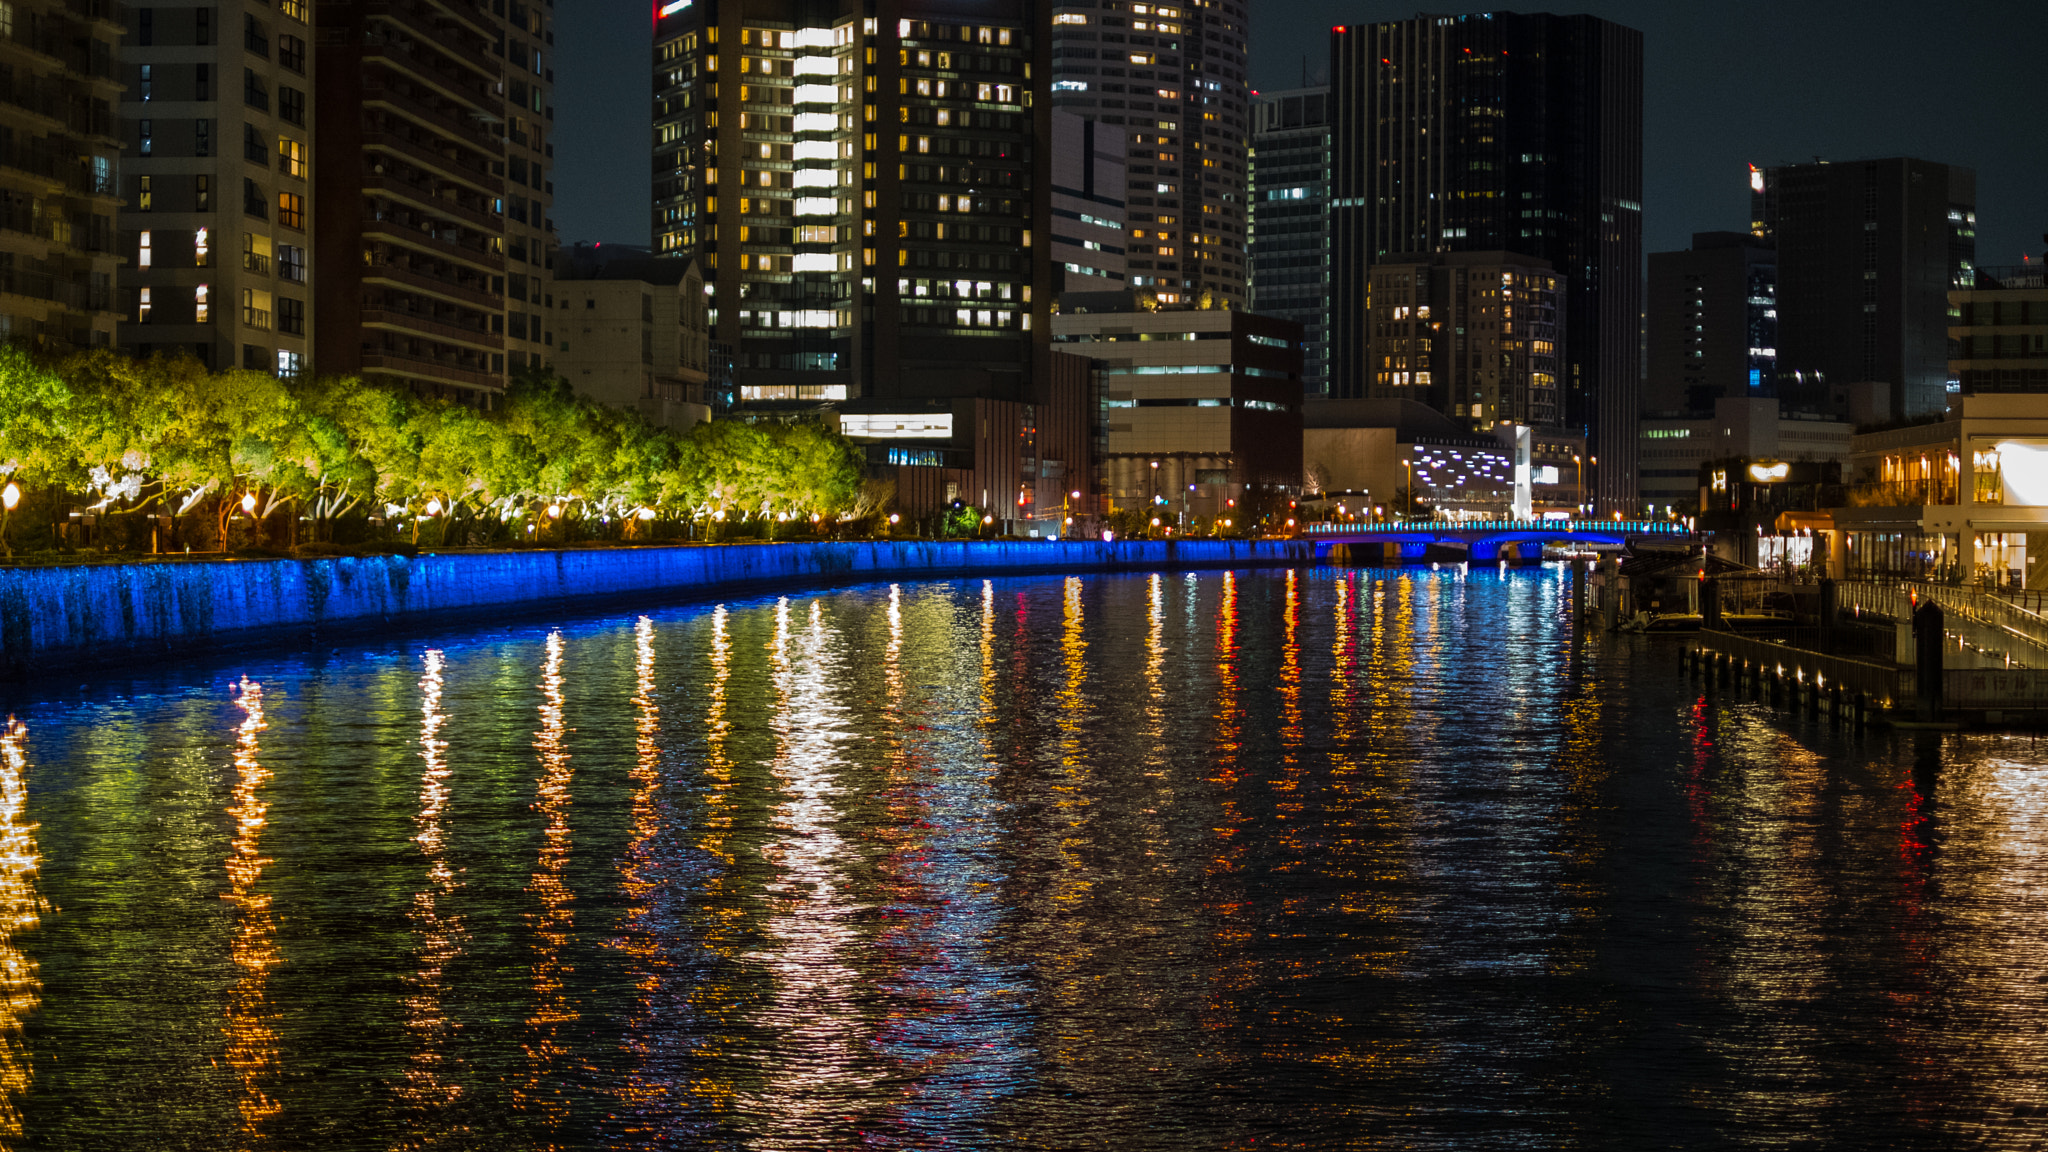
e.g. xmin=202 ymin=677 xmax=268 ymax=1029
xmin=1249 ymin=86 xmax=1329 ymax=397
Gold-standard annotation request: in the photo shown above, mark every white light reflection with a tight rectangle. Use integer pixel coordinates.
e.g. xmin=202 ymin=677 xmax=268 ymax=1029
xmin=739 ymin=597 xmax=876 ymax=1136
xmin=398 ymin=650 xmax=467 ymax=1125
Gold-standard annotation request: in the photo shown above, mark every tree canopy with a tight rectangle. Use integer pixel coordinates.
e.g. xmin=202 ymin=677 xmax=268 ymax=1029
xmin=0 ymin=346 xmax=869 ymax=547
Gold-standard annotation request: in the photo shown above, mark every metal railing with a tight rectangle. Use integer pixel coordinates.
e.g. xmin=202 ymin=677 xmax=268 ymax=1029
xmin=1837 ymin=579 xmax=2048 ymax=669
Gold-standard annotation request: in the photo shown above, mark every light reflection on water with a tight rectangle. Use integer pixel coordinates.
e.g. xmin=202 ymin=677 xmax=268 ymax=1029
xmin=221 ymin=677 xmax=281 ymax=1144
xmin=0 ymin=718 xmax=43 ymax=1145
xmin=3 ymin=567 xmax=2048 ymax=1149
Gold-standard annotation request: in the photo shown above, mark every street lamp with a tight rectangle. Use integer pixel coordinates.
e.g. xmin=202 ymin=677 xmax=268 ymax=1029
xmin=0 ymin=480 xmax=17 ymax=560
xmin=1402 ymin=458 xmax=1416 ymax=519
xmin=1573 ymin=454 xmax=1584 ymax=516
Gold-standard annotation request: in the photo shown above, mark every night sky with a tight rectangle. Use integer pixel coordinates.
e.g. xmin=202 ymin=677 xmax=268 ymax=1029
xmin=553 ymin=0 xmax=2048 ymax=268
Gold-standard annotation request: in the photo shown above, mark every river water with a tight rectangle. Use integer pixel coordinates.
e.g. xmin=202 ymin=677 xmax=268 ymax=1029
xmin=0 ymin=565 xmax=2045 ymax=1150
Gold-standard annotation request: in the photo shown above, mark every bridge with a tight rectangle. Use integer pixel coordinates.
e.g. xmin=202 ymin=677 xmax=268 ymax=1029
xmin=1300 ymin=519 xmax=1695 ymax=561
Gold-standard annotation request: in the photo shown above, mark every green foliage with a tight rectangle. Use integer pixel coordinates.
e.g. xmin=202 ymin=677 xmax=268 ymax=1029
xmin=0 ymin=348 xmax=869 ymax=551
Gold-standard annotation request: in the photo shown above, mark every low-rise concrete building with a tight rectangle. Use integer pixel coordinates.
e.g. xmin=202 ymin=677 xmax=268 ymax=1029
xmin=1053 ymin=292 xmax=1303 ymax=526
xmin=552 ymin=243 xmax=710 ymax=430
xmin=1809 ymin=394 xmax=2048 ymax=585
xmin=1303 ymin=399 xmax=1583 ymax=519
xmin=1640 ymin=397 xmax=1852 ymax=515
xmin=830 ymin=350 xmax=1097 ymax=535
xmin=1950 ymin=263 xmax=2047 ymax=395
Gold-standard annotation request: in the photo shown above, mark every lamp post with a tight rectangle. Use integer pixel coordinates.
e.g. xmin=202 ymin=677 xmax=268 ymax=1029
xmin=1149 ymin=460 xmax=1160 ymax=538
xmin=0 ymin=480 xmax=18 ymax=560
xmin=1402 ymin=459 xmax=1415 ymax=519
xmin=1573 ymin=454 xmax=1584 ymax=516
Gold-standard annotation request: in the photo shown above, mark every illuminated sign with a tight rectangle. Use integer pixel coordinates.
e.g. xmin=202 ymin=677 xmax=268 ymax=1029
xmin=839 ymin=413 xmax=955 ymax=440
xmin=1748 ymin=163 xmax=1763 ymax=193
xmin=657 ymin=0 xmax=689 ymax=16
xmin=1710 ymin=469 xmax=1728 ymax=492
xmin=1747 ymin=461 xmax=1790 ymax=483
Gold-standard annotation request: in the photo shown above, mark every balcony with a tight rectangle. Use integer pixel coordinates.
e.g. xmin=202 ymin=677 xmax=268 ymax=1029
xmin=243 ymin=252 xmax=270 ymax=274
xmin=362 ymin=213 xmax=504 ymax=272
xmin=364 ymin=174 xmax=501 ymax=233
xmin=363 ymin=0 xmax=499 ymax=81
xmin=1846 ymin=479 xmax=1960 ymax=508
xmin=242 ymin=307 xmax=272 ymax=330
xmin=361 ymin=307 xmax=502 ymax=350
xmin=361 ymin=131 xmax=501 ymax=195
xmin=361 ymin=78 xmax=504 ymax=153
xmin=361 ymin=348 xmax=500 ymax=391
xmin=362 ymin=35 xmax=500 ymax=115
xmin=361 ymin=258 xmax=500 ymax=310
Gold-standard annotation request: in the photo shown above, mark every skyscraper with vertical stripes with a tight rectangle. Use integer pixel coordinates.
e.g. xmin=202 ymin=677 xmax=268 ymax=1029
xmin=1330 ymin=12 xmax=1643 ymax=513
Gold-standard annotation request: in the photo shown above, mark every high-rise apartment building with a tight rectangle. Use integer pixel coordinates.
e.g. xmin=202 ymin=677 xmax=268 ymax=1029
xmin=1644 ymin=231 xmax=1777 ymax=414
xmin=1330 ymin=12 xmax=1643 ymax=511
xmin=651 ymin=0 xmax=1053 ymax=408
xmin=2 ymin=0 xmax=123 ymax=349
xmin=1249 ymin=85 xmax=1329 ymax=396
xmin=1047 ymin=0 xmax=1251 ymax=307
xmin=1752 ymin=157 xmax=1975 ymax=420
xmin=1365 ymin=251 xmax=1562 ymax=431
xmin=311 ymin=0 xmax=555 ymax=400
xmin=118 ymin=0 xmax=313 ymax=372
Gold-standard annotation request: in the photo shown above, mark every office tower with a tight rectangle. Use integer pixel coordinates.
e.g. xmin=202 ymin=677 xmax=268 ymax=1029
xmin=1249 ymin=85 xmax=1330 ymax=396
xmin=1330 ymin=12 xmax=1643 ymax=512
xmin=1949 ymin=260 xmax=2047 ymax=395
xmin=1365 ymin=251 xmax=1562 ymax=430
xmin=311 ymin=0 xmax=555 ymax=400
xmin=651 ymin=1 xmax=1053 ymax=408
xmin=1050 ymin=110 xmax=1126 ymax=294
xmin=118 ymin=0 xmax=312 ymax=372
xmin=1644 ymin=231 xmax=1777 ymax=414
xmin=1753 ymin=157 xmax=1975 ymax=419
xmin=1047 ymin=0 xmax=1252 ymax=307
xmin=2 ymin=0 xmax=121 ymax=349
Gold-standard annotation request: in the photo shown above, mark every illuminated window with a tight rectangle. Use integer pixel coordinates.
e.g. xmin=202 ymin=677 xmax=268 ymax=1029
xmin=194 ymin=227 xmax=211 ymax=267
xmin=137 ymin=286 xmax=151 ymax=322
xmin=277 ymin=137 xmax=305 ymax=178
xmin=195 ymin=284 xmax=210 ymax=323
xmin=137 ymin=230 xmax=152 ymax=268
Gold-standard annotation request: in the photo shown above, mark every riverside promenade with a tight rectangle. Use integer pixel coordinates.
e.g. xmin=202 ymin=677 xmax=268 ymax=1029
xmin=0 ymin=538 xmax=1315 ymax=676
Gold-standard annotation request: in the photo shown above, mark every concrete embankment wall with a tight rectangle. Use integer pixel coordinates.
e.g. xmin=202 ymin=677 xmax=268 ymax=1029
xmin=0 ymin=539 xmax=1315 ymax=676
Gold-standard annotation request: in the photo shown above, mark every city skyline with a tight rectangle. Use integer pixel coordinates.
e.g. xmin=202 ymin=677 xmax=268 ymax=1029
xmin=555 ymin=2 xmax=2048 ymax=269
